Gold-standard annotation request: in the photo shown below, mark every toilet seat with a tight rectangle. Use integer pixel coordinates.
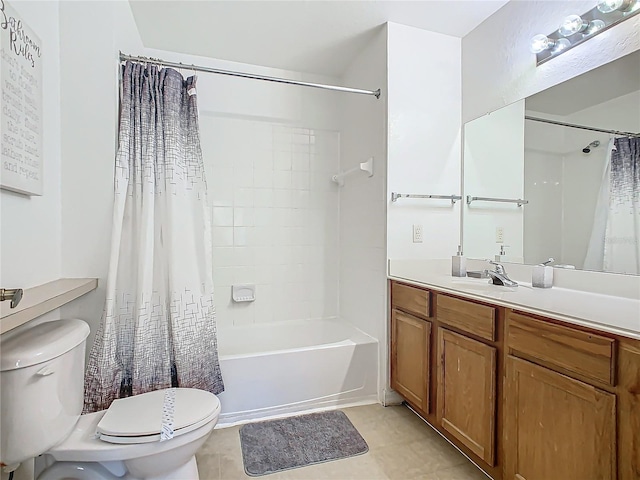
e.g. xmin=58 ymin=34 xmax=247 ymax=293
xmin=46 ymin=389 xmax=221 ymax=464
xmin=96 ymin=388 xmax=220 ymax=444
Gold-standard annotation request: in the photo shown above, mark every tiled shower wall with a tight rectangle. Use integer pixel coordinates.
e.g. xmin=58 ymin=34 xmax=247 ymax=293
xmin=200 ymin=115 xmax=340 ymax=327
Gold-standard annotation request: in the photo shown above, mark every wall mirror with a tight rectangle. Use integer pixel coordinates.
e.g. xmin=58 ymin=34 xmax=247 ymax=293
xmin=462 ymin=50 xmax=640 ymax=275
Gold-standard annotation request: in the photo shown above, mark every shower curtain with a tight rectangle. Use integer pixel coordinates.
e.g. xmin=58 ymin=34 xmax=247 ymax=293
xmin=84 ymin=62 xmax=224 ymax=413
xmin=584 ymin=137 xmax=640 ymax=274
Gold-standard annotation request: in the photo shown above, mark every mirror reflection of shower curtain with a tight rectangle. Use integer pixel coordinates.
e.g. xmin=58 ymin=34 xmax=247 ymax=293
xmin=584 ymin=137 xmax=640 ymax=274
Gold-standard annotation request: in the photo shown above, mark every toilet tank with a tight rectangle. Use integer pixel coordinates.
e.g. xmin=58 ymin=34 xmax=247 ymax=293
xmin=0 ymin=319 xmax=90 ymax=467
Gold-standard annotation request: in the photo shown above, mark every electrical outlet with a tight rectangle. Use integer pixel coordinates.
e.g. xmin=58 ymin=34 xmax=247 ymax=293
xmin=413 ymin=224 xmax=424 ymax=243
xmin=496 ymin=227 xmax=504 ymax=243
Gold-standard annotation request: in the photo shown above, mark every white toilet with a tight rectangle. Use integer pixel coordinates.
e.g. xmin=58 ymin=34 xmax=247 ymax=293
xmin=0 ymin=319 xmax=221 ymax=480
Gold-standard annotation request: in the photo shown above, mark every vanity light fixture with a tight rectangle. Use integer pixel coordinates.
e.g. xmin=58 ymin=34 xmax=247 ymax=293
xmin=531 ymin=0 xmax=640 ymax=65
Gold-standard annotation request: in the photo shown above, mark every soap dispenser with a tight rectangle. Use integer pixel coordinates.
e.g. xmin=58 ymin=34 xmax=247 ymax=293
xmin=495 ymin=245 xmax=509 ymax=262
xmin=532 ymin=258 xmax=554 ymax=288
xmin=451 ymin=245 xmax=467 ymax=277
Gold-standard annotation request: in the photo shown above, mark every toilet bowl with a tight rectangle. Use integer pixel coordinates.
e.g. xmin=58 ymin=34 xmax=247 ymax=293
xmin=38 ymin=390 xmax=221 ymax=480
xmin=0 ymin=319 xmax=221 ymax=480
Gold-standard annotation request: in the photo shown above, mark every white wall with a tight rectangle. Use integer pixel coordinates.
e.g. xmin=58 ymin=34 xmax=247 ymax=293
xmin=463 ymin=0 xmax=640 ymax=123
xmin=339 ymin=25 xmax=388 ymax=401
xmin=58 ymin=1 xmax=144 ymax=346
xmin=386 ymin=23 xmax=462 ymax=260
xmin=0 ymin=0 xmax=61 ymax=289
xmin=463 ymin=100 xmax=525 ymax=261
xmin=0 ymin=3 xmax=61 ymax=478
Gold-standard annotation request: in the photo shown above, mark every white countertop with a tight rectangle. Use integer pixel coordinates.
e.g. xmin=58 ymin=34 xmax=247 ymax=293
xmin=389 ymin=260 xmax=640 ymax=340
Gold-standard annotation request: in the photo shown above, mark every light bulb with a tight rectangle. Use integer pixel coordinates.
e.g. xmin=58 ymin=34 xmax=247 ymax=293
xmin=585 ymin=19 xmax=606 ymax=34
xmin=559 ymin=14 xmax=587 ymax=36
xmin=551 ymin=38 xmax=571 ymax=53
xmin=530 ymin=34 xmax=554 ymax=53
xmin=626 ymin=0 xmax=640 ymax=13
xmin=597 ymin=0 xmax=631 ymax=12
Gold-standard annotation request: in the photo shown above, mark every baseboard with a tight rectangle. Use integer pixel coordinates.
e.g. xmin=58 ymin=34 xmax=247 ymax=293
xmin=381 ymin=388 xmax=404 ymax=406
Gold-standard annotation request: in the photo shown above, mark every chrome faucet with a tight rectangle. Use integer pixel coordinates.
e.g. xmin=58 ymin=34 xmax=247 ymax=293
xmin=484 ymin=261 xmax=518 ymax=287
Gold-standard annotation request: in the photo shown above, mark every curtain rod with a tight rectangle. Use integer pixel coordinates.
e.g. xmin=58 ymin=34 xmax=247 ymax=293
xmin=525 ymin=115 xmax=640 ymax=138
xmin=119 ymin=52 xmax=380 ymax=99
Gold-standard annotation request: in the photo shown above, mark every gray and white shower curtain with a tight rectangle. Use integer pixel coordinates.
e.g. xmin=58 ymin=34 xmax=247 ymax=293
xmin=584 ymin=137 xmax=640 ymax=274
xmin=84 ymin=62 xmax=224 ymax=412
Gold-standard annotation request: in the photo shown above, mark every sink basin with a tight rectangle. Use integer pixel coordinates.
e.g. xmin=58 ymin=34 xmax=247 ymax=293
xmin=450 ymin=276 xmax=518 ymax=294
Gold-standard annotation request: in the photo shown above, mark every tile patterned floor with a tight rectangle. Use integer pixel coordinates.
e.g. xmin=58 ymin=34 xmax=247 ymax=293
xmin=196 ymin=404 xmax=489 ymax=480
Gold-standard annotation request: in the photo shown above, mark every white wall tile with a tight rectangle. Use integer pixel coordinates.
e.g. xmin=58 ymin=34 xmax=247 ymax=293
xmin=234 ymin=167 xmax=254 ymax=188
xmin=292 ymin=172 xmax=310 ymax=190
xmin=213 ymin=266 xmax=235 ymax=286
xmin=254 ymin=189 xmax=274 ymax=208
xmin=233 ymin=246 xmax=255 ymax=266
xmin=292 ymin=152 xmax=310 ymax=171
xmin=211 ymin=182 xmax=234 ymax=207
xmin=254 ymin=169 xmax=274 ymax=188
xmin=233 ymin=304 xmax=255 ymax=326
xmin=212 ymin=207 xmax=234 ymax=226
xmin=274 ymin=150 xmax=292 ymax=171
xmin=273 ymin=189 xmax=292 ymax=208
xmin=254 ymin=265 xmax=274 ymax=285
xmin=213 ymin=247 xmax=235 ymax=267
xmin=234 ymin=227 xmax=248 ymax=246
xmin=233 ymin=265 xmax=255 ymax=283
xmin=273 ymin=171 xmax=292 ymax=189
xmin=234 ymin=187 xmax=254 ymax=207
xmin=254 ymin=207 xmax=273 ymax=226
xmin=234 ymin=207 xmax=255 ymax=226
xmin=213 ymin=227 xmax=234 ymax=246
xmin=203 ymin=118 xmax=341 ymax=327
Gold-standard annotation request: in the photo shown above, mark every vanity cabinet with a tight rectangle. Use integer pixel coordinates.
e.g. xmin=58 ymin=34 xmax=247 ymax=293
xmin=504 ymin=355 xmax=616 ymax=480
xmin=389 ymin=279 xmax=640 ymax=480
xmin=390 ymin=309 xmax=431 ymax=413
xmin=390 ymin=283 xmax=432 ymax=414
xmin=437 ymin=328 xmax=496 ymax=465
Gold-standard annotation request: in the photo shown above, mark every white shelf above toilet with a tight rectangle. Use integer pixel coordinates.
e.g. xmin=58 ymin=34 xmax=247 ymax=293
xmin=0 ymin=278 xmax=98 ymax=335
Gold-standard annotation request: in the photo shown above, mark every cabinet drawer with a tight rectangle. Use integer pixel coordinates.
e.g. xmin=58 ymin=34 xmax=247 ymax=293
xmin=436 ymin=295 xmax=496 ymax=341
xmin=392 ymin=282 xmax=431 ymax=318
xmin=507 ymin=312 xmax=616 ymax=386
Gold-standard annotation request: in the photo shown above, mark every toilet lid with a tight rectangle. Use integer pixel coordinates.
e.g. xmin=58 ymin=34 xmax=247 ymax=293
xmin=96 ymin=388 xmax=220 ymax=444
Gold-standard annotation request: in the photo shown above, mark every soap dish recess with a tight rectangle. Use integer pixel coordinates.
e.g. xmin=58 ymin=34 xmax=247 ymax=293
xmin=232 ymin=284 xmax=255 ymax=303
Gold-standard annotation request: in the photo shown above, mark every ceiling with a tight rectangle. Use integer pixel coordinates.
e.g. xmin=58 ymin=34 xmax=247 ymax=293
xmin=129 ymin=0 xmax=509 ymax=77
xmin=526 ymin=50 xmax=640 ymax=116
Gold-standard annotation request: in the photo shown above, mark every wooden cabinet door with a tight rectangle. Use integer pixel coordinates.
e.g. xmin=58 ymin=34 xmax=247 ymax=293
xmin=437 ymin=328 xmax=497 ymax=465
xmin=391 ymin=309 xmax=430 ymax=413
xmin=504 ymin=356 xmax=616 ymax=480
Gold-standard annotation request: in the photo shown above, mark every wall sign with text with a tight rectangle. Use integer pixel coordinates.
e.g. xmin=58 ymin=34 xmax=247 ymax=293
xmin=1 ymin=0 xmax=43 ymax=196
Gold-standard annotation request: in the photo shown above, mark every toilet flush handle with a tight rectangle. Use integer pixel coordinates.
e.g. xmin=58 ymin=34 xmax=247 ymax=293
xmin=0 ymin=288 xmax=23 ymax=308
xmin=36 ymin=366 xmax=55 ymax=376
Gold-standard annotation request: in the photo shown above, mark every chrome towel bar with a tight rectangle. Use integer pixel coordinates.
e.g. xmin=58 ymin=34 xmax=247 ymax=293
xmin=391 ymin=193 xmax=462 ymax=205
xmin=466 ymin=196 xmax=529 ymax=207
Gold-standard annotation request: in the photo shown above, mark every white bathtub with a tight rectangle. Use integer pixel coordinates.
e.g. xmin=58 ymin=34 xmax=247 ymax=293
xmin=215 ymin=319 xmax=379 ymax=425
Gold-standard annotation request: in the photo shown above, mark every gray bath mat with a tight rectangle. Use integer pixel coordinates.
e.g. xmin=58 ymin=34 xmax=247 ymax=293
xmin=239 ymin=410 xmax=369 ymax=476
